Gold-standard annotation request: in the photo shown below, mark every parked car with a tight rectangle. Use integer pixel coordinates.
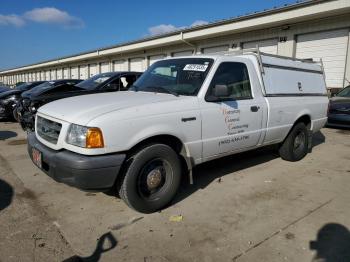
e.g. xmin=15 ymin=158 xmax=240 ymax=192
xmin=0 ymin=81 xmax=45 ymax=120
xmin=27 ymin=53 xmax=328 ymax=213
xmin=17 ymin=72 xmax=141 ymax=131
xmin=327 ymin=85 xmax=350 ymax=128
xmin=0 ymin=85 xmax=11 ymax=93
xmin=17 ymin=79 xmax=82 ymax=130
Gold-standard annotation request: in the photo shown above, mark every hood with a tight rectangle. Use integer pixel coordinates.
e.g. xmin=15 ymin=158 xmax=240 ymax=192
xmin=38 ymin=91 xmax=188 ymax=125
xmin=0 ymin=89 xmax=21 ymax=99
xmin=23 ymin=85 xmax=85 ymax=102
xmin=330 ymin=96 xmax=350 ymax=104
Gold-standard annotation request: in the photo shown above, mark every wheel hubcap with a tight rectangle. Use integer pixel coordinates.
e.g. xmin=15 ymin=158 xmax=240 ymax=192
xmin=146 ymin=167 xmax=164 ymax=190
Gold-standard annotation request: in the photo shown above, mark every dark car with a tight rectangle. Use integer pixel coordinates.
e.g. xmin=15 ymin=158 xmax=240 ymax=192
xmin=0 ymin=81 xmax=45 ymax=120
xmin=0 ymin=85 xmax=11 ymax=93
xmin=327 ymin=85 xmax=350 ymax=128
xmin=18 ymin=72 xmax=141 ymax=131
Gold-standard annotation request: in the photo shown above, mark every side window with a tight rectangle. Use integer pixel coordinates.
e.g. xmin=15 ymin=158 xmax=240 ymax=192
xmin=207 ymin=62 xmax=252 ymax=100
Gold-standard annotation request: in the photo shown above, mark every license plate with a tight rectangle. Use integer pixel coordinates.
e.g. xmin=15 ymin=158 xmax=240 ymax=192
xmin=32 ymin=148 xmax=42 ymax=169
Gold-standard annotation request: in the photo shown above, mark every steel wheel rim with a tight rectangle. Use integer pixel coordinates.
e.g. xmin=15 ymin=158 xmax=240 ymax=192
xmin=293 ymin=131 xmax=306 ymax=155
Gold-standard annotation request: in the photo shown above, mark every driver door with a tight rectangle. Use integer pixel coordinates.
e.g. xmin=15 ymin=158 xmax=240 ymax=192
xmin=200 ymin=62 xmax=264 ymax=159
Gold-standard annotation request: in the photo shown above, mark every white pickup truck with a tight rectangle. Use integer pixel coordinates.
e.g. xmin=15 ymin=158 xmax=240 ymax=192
xmin=28 ymin=52 xmax=328 ymax=213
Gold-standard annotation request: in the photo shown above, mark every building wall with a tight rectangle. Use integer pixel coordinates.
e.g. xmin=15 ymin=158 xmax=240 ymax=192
xmin=1 ymin=10 xmax=350 ymax=89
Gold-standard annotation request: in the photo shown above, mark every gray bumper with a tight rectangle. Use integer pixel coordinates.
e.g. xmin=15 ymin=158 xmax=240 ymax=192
xmin=27 ymin=132 xmax=126 ymax=191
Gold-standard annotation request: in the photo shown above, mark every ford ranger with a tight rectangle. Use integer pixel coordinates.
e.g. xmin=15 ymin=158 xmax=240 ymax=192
xmin=27 ymin=52 xmax=328 ymax=213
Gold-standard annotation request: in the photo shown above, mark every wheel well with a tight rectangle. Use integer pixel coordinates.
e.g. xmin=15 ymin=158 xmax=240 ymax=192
xmin=295 ymin=115 xmax=311 ymax=128
xmin=127 ymin=135 xmax=189 ymax=170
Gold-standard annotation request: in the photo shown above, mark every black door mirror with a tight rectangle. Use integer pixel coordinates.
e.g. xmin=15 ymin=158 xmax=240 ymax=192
xmin=214 ymin=84 xmax=230 ymax=98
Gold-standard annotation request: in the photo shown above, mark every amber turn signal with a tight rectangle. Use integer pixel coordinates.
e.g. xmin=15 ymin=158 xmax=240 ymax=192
xmin=86 ymin=128 xmax=104 ymax=148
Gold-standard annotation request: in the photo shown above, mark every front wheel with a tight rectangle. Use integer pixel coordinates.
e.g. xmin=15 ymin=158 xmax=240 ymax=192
xmin=279 ymin=122 xmax=309 ymax=162
xmin=118 ymin=144 xmax=182 ymax=213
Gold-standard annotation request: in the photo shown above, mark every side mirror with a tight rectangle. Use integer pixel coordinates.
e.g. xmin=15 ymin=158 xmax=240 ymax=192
xmin=214 ymin=84 xmax=230 ymax=98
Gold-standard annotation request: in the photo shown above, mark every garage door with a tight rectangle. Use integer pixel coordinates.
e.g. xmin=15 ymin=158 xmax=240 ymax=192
xmin=70 ymin=67 xmax=79 ymax=79
xmin=89 ymin=64 xmax=97 ymax=77
xmin=172 ymin=50 xmax=194 ymax=57
xmin=45 ymin=71 xmax=50 ymax=80
xmin=296 ymin=29 xmax=349 ymax=88
xmin=202 ymin=45 xmax=229 ymax=54
xmin=100 ymin=62 xmax=109 ymax=73
xmin=57 ymin=69 xmax=63 ymax=80
xmin=113 ymin=60 xmax=126 ymax=72
xmin=243 ymin=38 xmax=278 ymax=54
xmin=130 ymin=58 xmax=144 ymax=72
xmin=79 ymin=65 xmax=88 ymax=79
xmin=35 ymin=72 xmax=40 ymax=81
xmin=149 ymin=55 xmax=165 ymax=66
xmin=50 ymin=70 xmax=56 ymax=80
xmin=63 ymin=68 xmax=69 ymax=79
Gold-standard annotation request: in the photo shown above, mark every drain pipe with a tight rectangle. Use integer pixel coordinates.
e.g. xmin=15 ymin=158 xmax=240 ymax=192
xmin=180 ymin=32 xmax=195 ymax=47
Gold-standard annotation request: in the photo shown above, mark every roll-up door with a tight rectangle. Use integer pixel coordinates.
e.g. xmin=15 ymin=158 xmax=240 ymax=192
xmin=113 ymin=60 xmax=126 ymax=72
xmin=149 ymin=55 xmax=165 ymax=66
xmin=202 ymin=45 xmax=229 ymax=54
xmin=296 ymin=29 xmax=349 ymax=88
xmin=50 ymin=70 xmax=56 ymax=80
xmin=56 ymin=69 xmax=63 ymax=79
xmin=130 ymin=58 xmax=144 ymax=72
xmin=36 ymin=72 xmax=40 ymax=81
xmin=100 ymin=62 xmax=109 ymax=73
xmin=79 ymin=65 xmax=88 ymax=79
xmin=243 ymin=38 xmax=278 ymax=54
xmin=41 ymin=71 xmax=45 ymax=80
xmin=45 ymin=71 xmax=50 ymax=80
xmin=70 ymin=67 xmax=79 ymax=79
xmin=89 ymin=64 xmax=98 ymax=77
xmin=63 ymin=68 xmax=69 ymax=79
xmin=172 ymin=50 xmax=193 ymax=57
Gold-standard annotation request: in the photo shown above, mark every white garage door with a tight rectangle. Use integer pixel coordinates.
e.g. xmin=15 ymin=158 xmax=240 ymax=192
xmin=202 ymin=45 xmax=229 ymax=54
xmin=36 ymin=72 xmax=40 ymax=81
xmin=113 ymin=60 xmax=126 ymax=72
xmin=172 ymin=50 xmax=194 ymax=57
xmin=40 ymin=71 xmax=44 ymax=81
xmin=100 ymin=62 xmax=109 ymax=73
xmin=45 ymin=71 xmax=50 ymax=80
xmin=89 ymin=64 xmax=98 ymax=77
xmin=149 ymin=55 xmax=165 ymax=66
xmin=296 ymin=29 xmax=349 ymax=88
xmin=130 ymin=58 xmax=144 ymax=72
xmin=243 ymin=38 xmax=278 ymax=54
xmin=56 ymin=69 xmax=63 ymax=79
xmin=50 ymin=70 xmax=56 ymax=80
xmin=71 ymin=67 xmax=79 ymax=79
xmin=79 ymin=65 xmax=88 ymax=79
xmin=63 ymin=68 xmax=69 ymax=79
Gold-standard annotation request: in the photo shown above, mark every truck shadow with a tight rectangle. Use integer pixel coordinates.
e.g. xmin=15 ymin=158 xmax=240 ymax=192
xmin=173 ymin=131 xmax=326 ymax=205
xmin=62 ymin=232 xmax=117 ymax=262
xmin=0 ymin=178 xmax=14 ymax=211
xmin=310 ymin=223 xmax=350 ymax=262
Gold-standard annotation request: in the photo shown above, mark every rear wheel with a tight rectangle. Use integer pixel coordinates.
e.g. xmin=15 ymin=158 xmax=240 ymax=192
xmin=279 ymin=122 xmax=309 ymax=162
xmin=118 ymin=144 xmax=181 ymax=213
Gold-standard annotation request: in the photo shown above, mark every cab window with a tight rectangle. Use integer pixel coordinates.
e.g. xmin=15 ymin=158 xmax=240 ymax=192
xmin=207 ymin=62 xmax=252 ymax=100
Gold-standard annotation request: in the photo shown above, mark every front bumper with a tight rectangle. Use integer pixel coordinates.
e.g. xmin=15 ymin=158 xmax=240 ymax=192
xmin=27 ymin=132 xmax=126 ymax=191
xmin=327 ymin=114 xmax=350 ymax=128
xmin=0 ymin=103 xmax=14 ymax=119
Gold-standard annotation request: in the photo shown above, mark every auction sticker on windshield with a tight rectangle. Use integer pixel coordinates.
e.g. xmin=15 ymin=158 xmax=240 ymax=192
xmin=183 ymin=64 xmax=208 ymax=72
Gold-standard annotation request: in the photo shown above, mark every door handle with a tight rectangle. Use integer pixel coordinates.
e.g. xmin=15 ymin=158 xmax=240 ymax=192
xmin=250 ymin=106 xmax=260 ymax=112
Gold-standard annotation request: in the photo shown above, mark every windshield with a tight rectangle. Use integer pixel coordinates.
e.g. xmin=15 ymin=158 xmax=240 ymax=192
xmin=29 ymin=81 xmax=55 ymax=94
xmin=337 ymin=86 xmax=350 ymax=97
xmin=76 ymin=73 xmax=115 ymax=90
xmin=130 ymin=58 xmax=214 ymax=96
xmin=15 ymin=82 xmax=33 ymax=91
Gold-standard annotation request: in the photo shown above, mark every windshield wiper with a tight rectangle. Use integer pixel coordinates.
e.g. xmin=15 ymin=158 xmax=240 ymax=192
xmin=146 ymin=86 xmax=179 ymax=97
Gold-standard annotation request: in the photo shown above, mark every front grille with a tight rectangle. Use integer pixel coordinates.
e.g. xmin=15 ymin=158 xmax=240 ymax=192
xmin=37 ymin=116 xmax=62 ymax=144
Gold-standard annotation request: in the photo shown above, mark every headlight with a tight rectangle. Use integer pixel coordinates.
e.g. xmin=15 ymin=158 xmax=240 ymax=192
xmin=2 ymin=95 xmax=16 ymax=104
xmin=66 ymin=124 xmax=104 ymax=148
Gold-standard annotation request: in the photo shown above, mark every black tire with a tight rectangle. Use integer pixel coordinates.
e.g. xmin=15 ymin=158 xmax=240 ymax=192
xmin=12 ymin=108 xmax=19 ymax=122
xmin=279 ymin=122 xmax=309 ymax=162
xmin=118 ymin=144 xmax=181 ymax=213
